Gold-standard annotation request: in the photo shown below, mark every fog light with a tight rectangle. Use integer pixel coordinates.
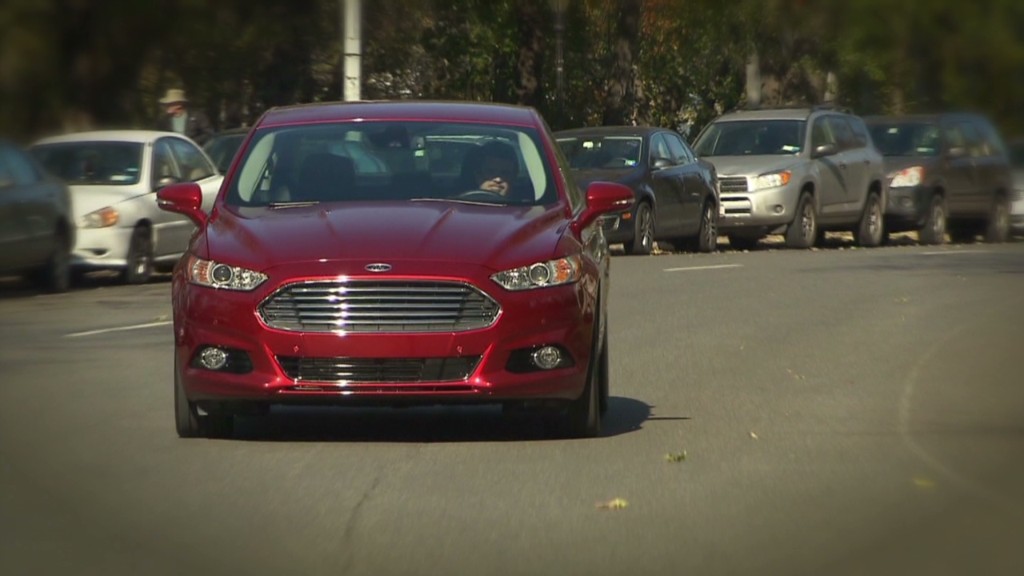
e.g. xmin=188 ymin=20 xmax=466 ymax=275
xmin=531 ymin=346 xmax=563 ymax=370
xmin=199 ymin=347 xmax=228 ymax=370
xmin=773 ymin=204 xmax=785 ymax=214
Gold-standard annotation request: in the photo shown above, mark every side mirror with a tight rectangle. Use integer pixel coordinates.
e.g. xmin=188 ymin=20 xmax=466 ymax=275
xmin=572 ymin=181 xmax=635 ymax=234
xmin=811 ymin=143 xmax=839 ymax=158
xmin=155 ymin=175 xmax=181 ymax=190
xmin=157 ymin=182 xmax=207 ymax=227
xmin=652 ymin=158 xmax=673 ymax=170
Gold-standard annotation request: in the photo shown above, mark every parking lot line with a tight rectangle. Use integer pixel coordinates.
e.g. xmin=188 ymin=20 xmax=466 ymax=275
xmin=920 ymin=250 xmax=991 ymax=256
xmin=65 ymin=321 xmax=172 ymax=339
xmin=663 ymin=264 xmax=743 ymax=272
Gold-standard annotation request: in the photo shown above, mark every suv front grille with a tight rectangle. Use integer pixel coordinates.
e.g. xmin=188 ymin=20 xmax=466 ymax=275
xmin=719 ymin=177 xmax=749 ymax=193
xmin=277 ymin=356 xmax=482 ymax=383
xmin=259 ymin=280 xmax=500 ymax=333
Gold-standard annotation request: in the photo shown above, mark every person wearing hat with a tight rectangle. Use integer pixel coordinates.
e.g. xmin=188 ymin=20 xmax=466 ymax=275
xmin=158 ymin=88 xmax=214 ymax=146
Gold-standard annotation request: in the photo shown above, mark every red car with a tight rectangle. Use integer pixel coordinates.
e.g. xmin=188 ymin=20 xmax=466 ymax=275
xmin=157 ymin=101 xmax=634 ymax=439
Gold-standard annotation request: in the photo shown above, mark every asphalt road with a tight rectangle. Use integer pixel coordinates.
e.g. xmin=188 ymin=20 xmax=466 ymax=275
xmin=2 ymin=240 xmax=1023 ymax=576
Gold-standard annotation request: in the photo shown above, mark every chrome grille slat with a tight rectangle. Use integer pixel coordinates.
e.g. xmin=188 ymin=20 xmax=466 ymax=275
xmin=277 ymin=355 xmax=482 ymax=383
xmin=259 ymin=280 xmax=500 ymax=333
xmin=719 ymin=176 xmax=749 ymax=193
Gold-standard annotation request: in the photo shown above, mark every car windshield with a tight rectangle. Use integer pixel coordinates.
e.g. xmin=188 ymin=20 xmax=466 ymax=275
xmin=557 ymin=136 xmax=642 ymax=169
xmin=868 ymin=122 xmax=941 ymax=157
xmin=226 ymin=121 xmax=555 ymax=207
xmin=204 ymin=132 xmax=247 ymax=173
xmin=31 ymin=141 xmax=144 ymax=185
xmin=693 ymin=120 xmax=805 ymax=156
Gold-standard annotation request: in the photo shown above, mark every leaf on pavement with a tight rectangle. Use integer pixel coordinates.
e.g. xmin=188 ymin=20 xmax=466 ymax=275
xmin=664 ymin=451 xmax=687 ymax=463
xmin=596 ymin=498 xmax=629 ymax=510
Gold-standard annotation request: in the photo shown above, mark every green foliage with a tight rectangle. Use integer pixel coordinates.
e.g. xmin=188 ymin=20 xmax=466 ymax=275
xmin=0 ymin=0 xmax=1021 ymax=141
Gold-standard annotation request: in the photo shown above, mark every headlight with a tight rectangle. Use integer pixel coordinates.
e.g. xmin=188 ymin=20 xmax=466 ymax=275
xmin=81 ymin=206 xmax=119 ymax=228
xmin=187 ymin=255 xmax=267 ymax=291
xmin=753 ymin=170 xmax=791 ymax=190
xmin=889 ymin=166 xmax=924 ymax=188
xmin=490 ymin=255 xmax=582 ymax=291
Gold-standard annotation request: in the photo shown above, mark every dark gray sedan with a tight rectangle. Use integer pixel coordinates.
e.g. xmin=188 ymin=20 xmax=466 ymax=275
xmin=556 ymin=126 xmax=720 ymax=254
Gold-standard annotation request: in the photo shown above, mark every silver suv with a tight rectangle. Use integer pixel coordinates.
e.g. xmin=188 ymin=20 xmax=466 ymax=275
xmin=692 ymin=106 xmax=887 ymax=249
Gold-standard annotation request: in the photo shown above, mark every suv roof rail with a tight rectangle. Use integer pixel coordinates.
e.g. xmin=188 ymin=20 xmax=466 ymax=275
xmin=729 ymin=102 xmax=853 ymax=114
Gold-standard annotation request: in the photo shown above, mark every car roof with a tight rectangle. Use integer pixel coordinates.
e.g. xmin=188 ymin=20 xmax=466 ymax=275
xmin=32 ymin=130 xmax=184 ymax=145
xmin=554 ymin=125 xmax=664 ymax=138
xmin=714 ymin=108 xmax=818 ymax=122
xmin=257 ymin=100 xmax=541 ymax=129
xmin=862 ymin=112 xmax=986 ymax=124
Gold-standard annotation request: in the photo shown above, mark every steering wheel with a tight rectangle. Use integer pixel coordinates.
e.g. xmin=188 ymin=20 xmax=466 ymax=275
xmin=456 ymin=189 xmax=507 ymax=202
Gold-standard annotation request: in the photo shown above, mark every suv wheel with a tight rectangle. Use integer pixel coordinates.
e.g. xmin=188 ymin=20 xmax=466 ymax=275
xmin=625 ymin=202 xmax=654 ymax=255
xmin=854 ymin=192 xmax=884 ymax=247
xmin=984 ymin=196 xmax=1010 ymax=243
xmin=785 ymin=193 xmax=817 ymax=249
xmin=918 ymin=195 xmax=947 ymax=245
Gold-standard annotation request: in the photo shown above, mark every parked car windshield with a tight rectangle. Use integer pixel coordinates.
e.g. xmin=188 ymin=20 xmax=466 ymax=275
xmin=556 ymin=136 xmax=643 ymax=169
xmin=31 ymin=141 xmax=144 ymax=185
xmin=226 ymin=121 xmax=555 ymax=207
xmin=868 ymin=122 xmax=941 ymax=157
xmin=693 ymin=120 xmax=804 ymax=156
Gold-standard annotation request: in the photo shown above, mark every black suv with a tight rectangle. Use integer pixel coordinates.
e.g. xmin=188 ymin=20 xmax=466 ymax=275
xmin=865 ymin=113 xmax=1013 ymax=244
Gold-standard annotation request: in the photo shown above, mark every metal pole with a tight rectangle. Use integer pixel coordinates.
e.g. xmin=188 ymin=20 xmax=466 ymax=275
xmin=343 ymin=0 xmax=362 ymax=101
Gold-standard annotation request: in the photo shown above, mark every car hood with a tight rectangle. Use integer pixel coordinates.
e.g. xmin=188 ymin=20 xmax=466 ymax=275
xmin=570 ymin=167 xmax=640 ymax=188
xmin=701 ymin=155 xmax=803 ymax=177
xmin=880 ymin=156 xmax=941 ymax=174
xmin=68 ymin=184 xmax=151 ymax=219
xmin=206 ymin=202 xmax=568 ymax=272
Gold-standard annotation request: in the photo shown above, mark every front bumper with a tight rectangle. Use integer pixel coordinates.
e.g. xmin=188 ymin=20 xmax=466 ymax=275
xmin=172 ymin=263 xmax=597 ymax=406
xmin=883 ymin=185 xmax=929 ymax=231
xmin=716 ymin=176 xmax=800 ymax=231
xmin=601 ymin=210 xmax=634 ymax=243
xmin=71 ymin=226 xmax=132 ymax=269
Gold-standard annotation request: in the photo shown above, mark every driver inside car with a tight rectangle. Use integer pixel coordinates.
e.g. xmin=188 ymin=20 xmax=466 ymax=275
xmin=465 ymin=141 xmax=518 ymax=197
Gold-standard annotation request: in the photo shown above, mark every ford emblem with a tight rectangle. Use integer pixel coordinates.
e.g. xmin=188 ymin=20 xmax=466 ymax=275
xmin=364 ymin=263 xmax=392 ymax=273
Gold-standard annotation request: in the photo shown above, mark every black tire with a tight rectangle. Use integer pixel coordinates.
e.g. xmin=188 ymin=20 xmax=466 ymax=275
xmin=598 ymin=331 xmax=609 ymax=416
xmin=918 ymin=195 xmax=947 ymax=245
xmin=624 ymin=202 xmax=654 ymax=255
xmin=175 ymin=355 xmax=234 ymax=439
xmin=174 ymin=355 xmax=203 ymax=438
xmin=984 ymin=195 xmax=1010 ymax=243
xmin=123 ymin=226 xmax=154 ymax=284
xmin=695 ymin=201 xmax=718 ymax=253
xmin=854 ymin=192 xmax=884 ymax=247
xmin=563 ymin=337 xmax=603 ymax=438
xmin=785 ymin=192 xmax=817 ymax=249
xmin=727 ymin=234 xmax=760 ymax=251
xmin=34 ymin=232 xmax=71 ymax=293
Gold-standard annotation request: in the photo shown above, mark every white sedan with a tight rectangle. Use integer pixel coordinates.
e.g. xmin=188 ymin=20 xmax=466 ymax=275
xmin=31 ymin=130 xmax=223 ymax=283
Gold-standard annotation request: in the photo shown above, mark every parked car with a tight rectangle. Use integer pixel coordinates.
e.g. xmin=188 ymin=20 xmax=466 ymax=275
xmin=692 ymin=105 xmax=887 ymax=249
xmin=156 ymin=100 xmax=634 ymax=439
xmin=555 ymin=126 xmax=719 ymax=254
xmin=1006 ymin=138 xmax=1024 ymax=236
xmin=31 ymin=130 xmax=223 ymax=283
xmin=203 ymin=127 xmax=248 ymax=174
xmin=865 ymin=113 xmax=1014 ymax=244
xmin=0 ymin=139 xmax=75 ymax=292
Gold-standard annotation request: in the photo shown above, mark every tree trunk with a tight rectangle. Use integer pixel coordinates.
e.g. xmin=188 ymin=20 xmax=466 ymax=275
xmin=602 ymin=0 xmax=641 ymax=125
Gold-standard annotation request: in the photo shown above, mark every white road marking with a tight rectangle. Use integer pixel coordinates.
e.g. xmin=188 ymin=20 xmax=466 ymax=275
xmin=920 ymin=250 xmax=990 ymax=256
xmin=65 ymin=320 xmax=172 ymax=338
xmin=663 ymin=264 xmax=743 ymax=272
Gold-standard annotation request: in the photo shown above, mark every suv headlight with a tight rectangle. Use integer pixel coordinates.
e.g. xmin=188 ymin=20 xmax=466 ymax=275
xmin=753 ymin=170 xmax=791 ymax=191
xmin=491 ymin=255 xmax=582 ymax=291
xmin=187 ymin=255 xmax=267 ymax=291
xmin=81 ymin=206 xmax=119 ymax=228
xmin=889 ymin=166 xmax=924 ymax=188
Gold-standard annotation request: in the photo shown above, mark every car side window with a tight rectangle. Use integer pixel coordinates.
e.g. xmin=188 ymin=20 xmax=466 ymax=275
xmin=847 ymin=117 xmax=871 ymax=148
xmin=665 ymin=132 xmax=693 ymax=165
xmin=0 ymin=146 xmax=14 ymax=189
xmin=826 ymin=116 xmax=858 ymax=150
xmin=956 ymin=122 xmax=988 ymax=157
xmin=0 ymin=145 xmax=39 ymax=186
xmin=151 ymin=139 xmax=180 ymax=188
xmin=168 ymin=137 xmax=216 ymax=182
xmin=811 ymin=116 xmax=835 ymax=149
xmin=650 ymin=134 xmax=673 ymax=165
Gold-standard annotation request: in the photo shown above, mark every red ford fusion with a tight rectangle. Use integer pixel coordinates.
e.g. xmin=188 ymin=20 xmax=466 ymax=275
xmin=157 ymin=101 xmax=634 ymax=439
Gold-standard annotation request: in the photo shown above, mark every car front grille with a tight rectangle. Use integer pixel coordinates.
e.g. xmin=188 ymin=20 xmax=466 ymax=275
xmin=276 ymin=355 xmax=482 ymax=383
xmin=259 ymin=280 xmax=500 ymax=333
xmin=719 ymin=176 xmax=749 ymax=193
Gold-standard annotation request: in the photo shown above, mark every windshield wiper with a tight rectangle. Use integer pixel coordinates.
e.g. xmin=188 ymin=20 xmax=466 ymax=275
xmin=268 ymin=200 xmax=320 ymax=209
